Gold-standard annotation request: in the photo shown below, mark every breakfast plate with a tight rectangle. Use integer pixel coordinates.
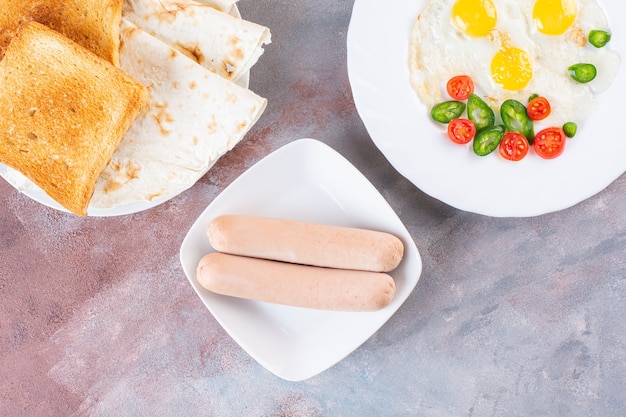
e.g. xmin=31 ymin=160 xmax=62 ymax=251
xmin=179 ymin=138 xmax=422 ymax=381
xmin=0 ymin=4 xmax=254 ymax=217
xmin=0 ymin=165 xmax=187 ymax=216
xmin=347 ymin=0 xmax=626 ymax=217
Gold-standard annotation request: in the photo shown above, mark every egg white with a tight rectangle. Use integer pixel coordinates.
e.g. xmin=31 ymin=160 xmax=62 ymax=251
xmin=409 ymin=0 xmax=619 ymax=127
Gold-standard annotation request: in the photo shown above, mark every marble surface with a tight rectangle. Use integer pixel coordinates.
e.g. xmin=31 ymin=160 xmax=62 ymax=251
xmin=1 ymin=1 xmax=625 ymax=416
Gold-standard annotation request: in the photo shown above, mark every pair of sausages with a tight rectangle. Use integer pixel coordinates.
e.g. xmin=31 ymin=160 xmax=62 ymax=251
xmin=196 ymin=215 xmax=404 ymax=311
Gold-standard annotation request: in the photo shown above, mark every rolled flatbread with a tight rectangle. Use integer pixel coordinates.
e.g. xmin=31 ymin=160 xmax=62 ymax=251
xmin=123 ymin=0 xmax=271 ymax=82
xmin=193 ymin=0 xmax=238 ymax=13
xmin=89 ymin=20 xmax=267 ymax=208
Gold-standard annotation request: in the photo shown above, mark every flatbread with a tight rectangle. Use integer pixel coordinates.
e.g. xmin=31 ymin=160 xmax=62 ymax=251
xmin=194 ymin=0 xmax=238 ymax=13
xmin=123 ymin=0 xmax=270 ymax=82
xmin=88 ymin=20 xmax=267 ymax=209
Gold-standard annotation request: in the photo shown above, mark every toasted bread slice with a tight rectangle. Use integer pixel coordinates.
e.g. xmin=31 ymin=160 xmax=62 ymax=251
xmin=0 ymin=21 xmax=148 ymax=216
xmin=0 ymin=0 xmax=123 ymax=65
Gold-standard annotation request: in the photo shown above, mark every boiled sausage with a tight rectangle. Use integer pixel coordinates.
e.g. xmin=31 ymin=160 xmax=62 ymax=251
xmin=197 ymin=252 xmax=396 ymax=311
xmin=207 ymin=215 xmax=404 ymax=272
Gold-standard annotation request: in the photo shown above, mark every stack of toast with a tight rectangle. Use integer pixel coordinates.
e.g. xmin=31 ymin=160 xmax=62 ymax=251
xmin=0 ymin=0 xmax=124 ymax=65
xmin=0 ymin=1 xmax=147 ymax=216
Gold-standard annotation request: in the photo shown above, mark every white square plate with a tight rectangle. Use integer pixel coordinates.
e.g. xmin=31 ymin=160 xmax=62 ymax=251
xmin=179 ymin=138 xmax=422 ymax=381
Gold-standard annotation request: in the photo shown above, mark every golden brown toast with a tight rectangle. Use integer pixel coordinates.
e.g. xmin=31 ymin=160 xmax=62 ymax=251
xmin=0 ymin=21 xmax=148 ymax=216
xmin=0 ymin=0 xmax=123 ymax=65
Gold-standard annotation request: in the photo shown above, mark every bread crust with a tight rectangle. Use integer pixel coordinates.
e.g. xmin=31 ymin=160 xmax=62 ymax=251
xmin=0 ymin=21 xmax=148 ymax=216
xmin=0 ymin=0 xmax=123 ymax=65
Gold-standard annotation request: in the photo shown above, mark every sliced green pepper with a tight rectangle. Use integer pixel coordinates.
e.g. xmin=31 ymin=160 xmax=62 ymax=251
xmin=588 ymin=30 xmax=611 ymax=48
xmin=467 ymin=93 xmax=495 ymax=130
xmin=500 ymin=99 xmax=534 ymax=143
xmin=563 ymin=122 xmax=577 ymax=138
xmin=528 ymin=93 xmax=539 ymax=103
xmin=431 ymin=101 xmax=466 ymax=124
xmin=473 ymin=125 xmax=505 ymax=156
xmin=568 ymin=63 xmax=597 ymax=83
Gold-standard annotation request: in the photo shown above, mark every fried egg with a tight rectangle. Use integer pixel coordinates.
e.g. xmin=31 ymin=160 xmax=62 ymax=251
xmin=409 ymin=0 xmax=619 ymax=126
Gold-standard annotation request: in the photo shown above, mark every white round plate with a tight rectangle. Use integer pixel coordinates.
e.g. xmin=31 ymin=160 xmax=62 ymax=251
xmin=347 ymin=0 xmax=626 ymax=217
xmin=0 ymin=5 xmax=248 ymax=217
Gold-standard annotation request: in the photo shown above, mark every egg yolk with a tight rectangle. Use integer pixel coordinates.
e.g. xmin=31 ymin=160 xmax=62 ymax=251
xmin=491 ymin=47 xmax=533 ymax=91
xmin=533 ymin=0 xmax=578 ymax=35
xmin=451 ymin=0 xmax=497 ymax=37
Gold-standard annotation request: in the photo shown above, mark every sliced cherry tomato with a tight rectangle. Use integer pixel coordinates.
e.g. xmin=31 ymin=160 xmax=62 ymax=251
xmin=447 ymin=118 xmax=476 ymax=144
xmin=499 ymin=132 xmax=529 ymax=161
xmin=534 ymin=127 xmax=566 ymax=159
xmin=527 ymin=96 xmax=551 ymax=121
xmin=446 ymin=75 xmax=474 ymax=101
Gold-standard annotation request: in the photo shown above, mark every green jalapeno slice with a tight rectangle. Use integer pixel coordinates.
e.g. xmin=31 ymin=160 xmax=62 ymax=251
xmin=568 ymin=63 xmax=597 ymax=83
xmin=467 ymin=93 xmax=495 ymax=130
xmin=431 ymin=101 xmax=466 ymax=124
xmin=473 ymin=125 xmax=505 ymax=156
xmin=500 ymin=99 xmax=534 ymax=143
xmin=563 ymin=122 xmax=577 ymax=138
xmin=588 ymin=30 xmax=611 ymax=48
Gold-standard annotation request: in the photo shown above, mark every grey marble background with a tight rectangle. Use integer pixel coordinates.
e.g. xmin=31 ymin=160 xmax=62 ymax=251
xmin=0 ymin=0 xmax=624 ymax=416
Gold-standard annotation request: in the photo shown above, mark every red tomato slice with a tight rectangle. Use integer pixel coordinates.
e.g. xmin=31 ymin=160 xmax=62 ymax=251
xmin=527 ymin=96 xmax=551 ymax=121
xmin=447 ymin=118 xmax=476 ymax=144
xmin=534 ymin=127 xmax=566 ymax=159
xmin=499 ymin=132 xmax=529 ymax=161
xmin=446 ymin=75 xmax=474 ymax=101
